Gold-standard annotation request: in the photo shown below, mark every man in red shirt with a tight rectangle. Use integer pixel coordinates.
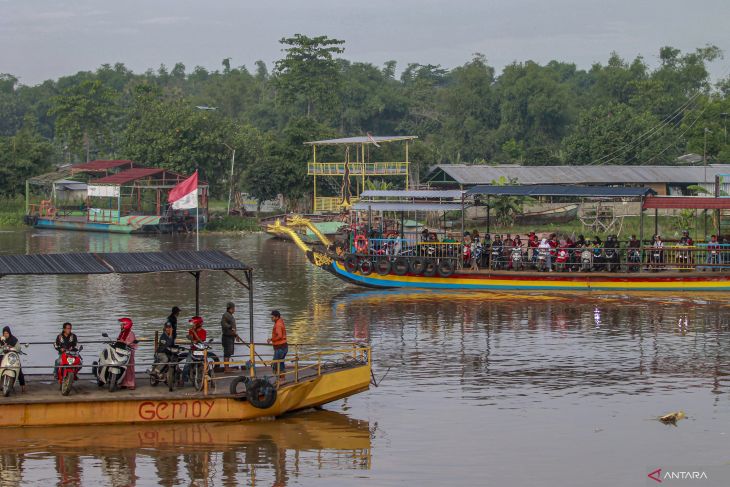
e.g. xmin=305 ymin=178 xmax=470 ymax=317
xmin=267 ymin=310 xmax=288 ymax=377
xmin=187 ymin=316 xmax=207 ymax=343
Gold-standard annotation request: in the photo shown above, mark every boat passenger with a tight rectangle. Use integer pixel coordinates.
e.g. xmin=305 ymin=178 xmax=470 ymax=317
xmin=538 ymin=238 xmax=552 ymax=271
xmin=679 ymin=230 xmax=694 ymax=246
xmin=705 ymin=234 xmax=721 ymax=271
xmin=221 ymin=302 xmax=237 ymax=372
xmin=503 ymin=234 xmax=514 ymax=270
xmin=592 ymin=236 xmax=604 ymax=271
xmin=188 ymin=316 xmax=207 ymax=343
xmin=650 ymin=235 xmax=664 ymax=270
xmin=628 ymin=235 xmax=641 ymax=272
xmin=117 ymin=318 xmax=137 ymax=390
xmin=165 ymin=306 xmax=181 ymax=342
xmin=1 ymin=326 xmax=25 ymax=392
xmin=528 ymin=232 xmax=539 ymax=267
xmin=268 ymin=310 xmax=288 ymax=378
xmin=53 ymin=322 xmax=78 ymax=378
xmin=481 ymin=234 xmax=491 ymax=268
xmin=153 ymin=322 xmax=176 ymax=376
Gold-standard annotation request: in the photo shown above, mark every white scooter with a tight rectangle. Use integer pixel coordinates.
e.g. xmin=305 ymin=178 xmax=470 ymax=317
xmin=0 ymin=344 xmax=26 ymax=397
xmin=92 ymin=332 xmax=136 ymax=392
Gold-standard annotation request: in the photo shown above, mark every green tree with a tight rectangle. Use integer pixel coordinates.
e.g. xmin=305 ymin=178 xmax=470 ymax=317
xmin=274 ymin=34 xmax=345 ymax=120
xmin=48 ymin=79 xmax=121 ymax=161
xmin=0 ymin=117 xmax=55 ymax=195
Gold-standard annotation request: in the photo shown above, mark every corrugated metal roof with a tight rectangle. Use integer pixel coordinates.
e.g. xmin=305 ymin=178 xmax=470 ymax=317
xmin=91 ymin=168 xmax=172 ymax=185
xmin=643 ymin=196 xmax=730 ymax=210
xmin=428 ymin=164 xmax=730 ymax=185
xmin=466 ymin=185 xmax=654 ymax=198
xmin=0 ymin=253 xmax=111 ymax=275
xmin=360 ymin=190 xmax=463 ymax=199
xmin=0 ymin=251 xmax=250 ymax=276
xmin=352 ymin=202 xmax=463 ymax=212
xmin=97 ymin=250 xmax=250 ymax=273
xmin=70 ymin=160 xmax=134 ymax=172
xmin=305 ymin=135 xmax=417 ymax=145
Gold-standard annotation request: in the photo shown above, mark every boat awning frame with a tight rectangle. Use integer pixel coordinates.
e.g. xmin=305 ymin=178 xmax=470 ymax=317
xmin=352 ymin=202 xmax=464 ymax=212
xmin=465 ymin=185 xmax=656 ymax=198
xmin=0 ymin=250 xmax=255 ymax=344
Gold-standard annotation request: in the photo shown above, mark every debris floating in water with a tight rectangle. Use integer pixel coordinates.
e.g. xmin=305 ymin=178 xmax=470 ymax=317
xmin=659 ymin=410 xmax=686 ymax=425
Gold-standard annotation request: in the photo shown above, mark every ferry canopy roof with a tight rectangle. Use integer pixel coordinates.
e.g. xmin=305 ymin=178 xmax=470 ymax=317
xmin=304 ymin=135 xmax=417 ymax=146
xmin=90 ymin=168 xmax=171 ymax=185
xmin=465 ymin=185 xmax=656 ymax=198
xmin=0 ymin=250 xmax=250 ymax=276
xmin=353 ymin=202 xmax=463 ymax=212
xmin=70 ymin=160 xmax=134 ymax=173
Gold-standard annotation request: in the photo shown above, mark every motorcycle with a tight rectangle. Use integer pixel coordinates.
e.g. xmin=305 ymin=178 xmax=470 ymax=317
xmin=188 ymin=339 xmax=215 ymax=392
xmin=0 ymin=344 xmax=26 ymax=397
xmin=511 ymin=247 xmax=524 ymax=271
xmin=490 ymin=247 xmax=503 ymax=270
xmin=537 ymin=248 xmax=548 ymax=271
xmin=56 ymin=345 xmax=83 ymax=396
xmin=555 ymin=248 xmax=569 ymax=272
xmin=150 ymin=345 xmax=187 ymax=392
xmin=650 ymin=247 xmax=663 ymax=271
xmin=604 ymin=247 xmax=619 ymax=272
xmin=92 ymin=332 xmax=136 ymax=392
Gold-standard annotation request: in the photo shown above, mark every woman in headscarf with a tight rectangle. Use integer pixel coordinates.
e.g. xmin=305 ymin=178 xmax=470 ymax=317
xmin=117 ymin=318 xmax=137 ymax=390
xmin=1 ymin=326 xmax=25 ymax=392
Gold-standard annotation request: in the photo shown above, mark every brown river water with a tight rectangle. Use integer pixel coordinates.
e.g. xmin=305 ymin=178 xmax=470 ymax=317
xmin=0 ymin=229 xmax=729 ymax=486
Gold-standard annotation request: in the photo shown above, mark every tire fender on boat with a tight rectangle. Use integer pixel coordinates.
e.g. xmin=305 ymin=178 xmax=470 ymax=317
xmin=344 ymin=254 xmax=359 ymax=272
xmin=437 ymin=260 xmax=455 ymax=278
xmin=360 ymin=259 xmax=373 ymax=275
xmin=246 ymin=378 xmax=277 ymax=409
xmin=375 ymin=257 xmax=391 ymax=275
xmin=393 ymin=257 xmax=409 ymax=276
xmin=409 ymin=257 xmax=426 ymax=275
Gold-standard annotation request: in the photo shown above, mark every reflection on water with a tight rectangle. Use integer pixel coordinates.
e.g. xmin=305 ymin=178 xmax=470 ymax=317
xmin=0 ymin=411 xmax=371 ymax=486
xmin=2 ymin=230 xmax=730 ymax=486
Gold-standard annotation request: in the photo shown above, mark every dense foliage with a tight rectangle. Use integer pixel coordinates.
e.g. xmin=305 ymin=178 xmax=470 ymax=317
xmin=1 ymin=36 xmax=728 ymax=206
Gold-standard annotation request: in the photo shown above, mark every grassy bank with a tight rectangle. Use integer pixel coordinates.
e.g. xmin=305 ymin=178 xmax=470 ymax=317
xmin=205 ymin=215 xmax=261 ymax=232
xmin=0 ymin=198 xmax=25 ymax=228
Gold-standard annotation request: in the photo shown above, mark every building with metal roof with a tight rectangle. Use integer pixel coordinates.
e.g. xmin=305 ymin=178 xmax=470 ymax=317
xmin=426 ymin=164 xmax=730 ymax=195
xmin=70 ymin=160 xmax=135 ymax=174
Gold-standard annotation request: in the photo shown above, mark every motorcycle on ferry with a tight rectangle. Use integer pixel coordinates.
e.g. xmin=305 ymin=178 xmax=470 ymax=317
xmin=92 ymin=332 xmax=136 ymax=392
xmin=55 ymin=345 xmax=83 ymax=396
xmin=580 ymin=248 xmax=593 ymax=272
xmin=149 ymin=345 xmax=187 ymax=392
xmin=555 ymin=248 xmax=569 ymax=272
xmin=188 ymin=339 xmax=215 ymax=392
xmin=536 ymin=248 xmax=548 ymax=272
xmin=628 ymin=248 xmax=641 ymax=272
xmin=511 ymin=247 xmax=524 ymax=271
xmin=0 ymin=344 xmax=26 ymax=397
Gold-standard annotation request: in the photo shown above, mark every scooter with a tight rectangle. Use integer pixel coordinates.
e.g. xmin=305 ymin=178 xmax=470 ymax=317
xmin=537 ymin=248 xmax=548 ymax=271
xmin=555 ymin=248 xmax=569 ymax=272
xmin=92 ymin=332 xmax=135 ymax=392
xmin=188 ymin=339 xmax=215 ymax=392
xmin=604 ymin=247 xmax=619 ymax=272
xmin=490 ymin=247 xmax=503 ymax=270
xmin=581 ymin=249 xmax=593 ymax=272
xmin=0 ymin=344 xmax=25 ymax=397
xmin=628 ymin=248 xmax=641 ymax=272
xmin=56 ymin=345 xmax=83 ymax=396
xmin=149 ymin=345 xmax=187 ymax=392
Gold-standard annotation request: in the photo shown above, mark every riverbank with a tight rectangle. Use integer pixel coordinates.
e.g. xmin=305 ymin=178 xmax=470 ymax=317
xmin=0 ymin=198 xmax=25 ymax=228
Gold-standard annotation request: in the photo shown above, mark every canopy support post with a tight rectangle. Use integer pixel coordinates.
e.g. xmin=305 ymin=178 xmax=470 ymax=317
xmin=461 ymin=194 xmax=465 ymax=236
xmin=654 ymin=208 xmax=658 ymax=237
xmin=247 ymin=269 xmax=255 ymax=377
xmin=194 ymin=271 xmax=200 ymax=316
xmin=486 ymin=195 xmax=491 ymax=234
xmin=639 ymin=197 xmax=645 ymax=272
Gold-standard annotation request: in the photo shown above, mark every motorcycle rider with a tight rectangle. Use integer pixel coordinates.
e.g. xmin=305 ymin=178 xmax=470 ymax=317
xmin=491 ymin=235 xmax=504 ymax=269
xmin=528 ymin=232 xmax=539 ymax=268
xmin=152 ymin=322 xmax=176 ymax=377
xmin=1 ymin=326 xmax=25 ymax=392
xmin=503 ymin=234 xmax=514 ymax=270
xmin=705 ymin=234 xmax=721 ymax=270
xmin=183 ymin=316 xmax=207 ymax=383
xmin=628 ymin=234 xmax=641 ymax=271
xmin=679 ymin=230 xmax=694 ymax=246
xmin=117 ymin=318 xmax=137 ymax=390
xmin=54 ymin=322 xmax=78 ymax=378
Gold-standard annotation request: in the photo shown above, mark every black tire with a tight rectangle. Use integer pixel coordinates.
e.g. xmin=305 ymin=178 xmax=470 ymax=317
xmin=193 ymin=364 xmax=204 ymax=391
xmin=393 ymin=257 xmax=409 ymax=276
xmin=423 ymin=260 xmax=437 ymax=277
xmin=375 ymin=257 xmax=391 ymax=275
xmin=150 ymin=374 xmax=159 ymax=386
xmin=229 ymin=376 xmax=249 ymax=397
xmin=108 ymin=373 xmax=118 ymax=393
xmin=344 ymin=254 xmax=359 ymax=272
xmin=61 ymin=373 xmax=74 ymax=396
xmin=437 ymin=260 xmax=455 ymax=278
xmin=246 ymin=379 xmax=278 ymax=409
xmin=168 ymin=366 xmax=176 ymax=392
xmin=409 ymin=257 xmax=426 ymax=275
xmin=359 ymin=259 xmax=373 ymax=276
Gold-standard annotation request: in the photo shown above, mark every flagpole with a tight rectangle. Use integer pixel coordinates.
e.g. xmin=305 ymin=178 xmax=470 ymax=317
xmin=196 ymin=206 xmax=200 ymax=251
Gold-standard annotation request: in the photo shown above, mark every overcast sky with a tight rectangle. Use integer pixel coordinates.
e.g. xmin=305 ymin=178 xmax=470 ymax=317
xmin=2 ymin=0 xmax=729 ymax=86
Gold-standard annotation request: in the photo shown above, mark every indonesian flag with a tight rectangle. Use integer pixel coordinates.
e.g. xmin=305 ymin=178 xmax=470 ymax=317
xmin=168 ymin=171 xmax=198 ymax=209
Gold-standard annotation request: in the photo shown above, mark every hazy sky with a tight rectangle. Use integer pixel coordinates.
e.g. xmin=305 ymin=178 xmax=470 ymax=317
xmin=2 ymin=0 xmax=730 ymax=86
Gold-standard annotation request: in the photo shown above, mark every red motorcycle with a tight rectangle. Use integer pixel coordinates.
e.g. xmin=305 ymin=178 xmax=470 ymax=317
xmin=56 ymin=346 xmax=83 ymax=396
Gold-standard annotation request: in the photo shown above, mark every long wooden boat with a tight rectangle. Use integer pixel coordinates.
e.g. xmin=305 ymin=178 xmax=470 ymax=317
xmin=514 ymin=204 xmax=579 ymax=226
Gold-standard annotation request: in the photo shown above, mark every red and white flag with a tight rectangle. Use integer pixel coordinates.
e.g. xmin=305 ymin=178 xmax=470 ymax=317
xmin=168 ymin=171 xmax=198 ymax=209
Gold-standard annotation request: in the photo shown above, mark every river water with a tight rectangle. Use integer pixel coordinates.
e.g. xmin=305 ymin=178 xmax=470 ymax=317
xmin=0 ymin=229 xmax=729 ymax=486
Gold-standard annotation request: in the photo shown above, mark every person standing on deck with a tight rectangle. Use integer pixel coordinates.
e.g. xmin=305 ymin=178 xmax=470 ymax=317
xmin=221 ymin=302 xmax=237 ymax=372
xmin=117 ymin=318 xmax=137 ymax=390
xmin=268 ymin=310 xmax=288 ymax=378
xmin=1 ymin=326 xmax=26 ymax=392
xmin=166 ymin=306 xmax=181 ymax=342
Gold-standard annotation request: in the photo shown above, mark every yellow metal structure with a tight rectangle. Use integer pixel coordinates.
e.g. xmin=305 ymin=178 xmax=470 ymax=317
xmin=266 ymin=219 xmax=312 ymax=253
xmin=285 ymin=215 xmax=334 ymax=247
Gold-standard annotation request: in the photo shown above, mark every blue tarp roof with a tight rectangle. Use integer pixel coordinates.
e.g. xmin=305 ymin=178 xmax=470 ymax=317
xmin=465 ymin=185 xmax=655 ymax=198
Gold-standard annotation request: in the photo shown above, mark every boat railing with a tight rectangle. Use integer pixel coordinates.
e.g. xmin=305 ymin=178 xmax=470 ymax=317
xmin=352 ymin=237 xmax=461 ymax=262
xmin=204 ymin=343 xmax=371 ymax=395
xmin=88 ymin=208 xmax=120 ymax=224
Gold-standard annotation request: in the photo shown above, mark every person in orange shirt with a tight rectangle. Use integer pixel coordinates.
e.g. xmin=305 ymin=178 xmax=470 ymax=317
xmin=267 ymin=310 xmax=288 ymax=377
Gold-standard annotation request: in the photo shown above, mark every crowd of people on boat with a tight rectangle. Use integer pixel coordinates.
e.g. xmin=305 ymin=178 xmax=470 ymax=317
xmin=0 ymin=303 xmax=288 ymax=394
xmin=359 ymin=226 xmax=730 ymax=273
